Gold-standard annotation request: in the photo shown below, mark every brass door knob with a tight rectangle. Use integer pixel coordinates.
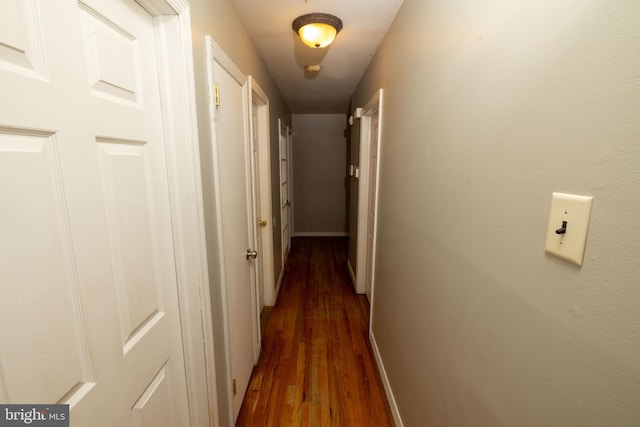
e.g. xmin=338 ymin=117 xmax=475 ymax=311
xmin=259 ymin=220 xmax=268 ymax=227
xmin=246 ymin=249 xmax=258 ymax=260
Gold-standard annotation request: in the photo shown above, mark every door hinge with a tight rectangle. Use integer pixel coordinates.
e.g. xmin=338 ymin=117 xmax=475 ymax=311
xmin=214 ymin=83 xmax=220 ymax=107
xmin=232 ymin=378 xmax=237 ymax=395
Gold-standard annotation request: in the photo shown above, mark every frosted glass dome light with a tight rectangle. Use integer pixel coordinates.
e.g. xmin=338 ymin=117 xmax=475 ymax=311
xmin=292 ymin=13 xmax=343 ymax=48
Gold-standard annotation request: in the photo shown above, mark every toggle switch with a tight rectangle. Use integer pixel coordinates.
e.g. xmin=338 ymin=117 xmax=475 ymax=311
xmin=544 ymin=192 xmax=593 ymax=266
xmin=555 ymin=221 xmax=567 ymax=235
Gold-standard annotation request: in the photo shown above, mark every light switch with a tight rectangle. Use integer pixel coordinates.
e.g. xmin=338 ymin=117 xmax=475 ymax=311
xmin=545 ymin=192 xmax=593 ymax=266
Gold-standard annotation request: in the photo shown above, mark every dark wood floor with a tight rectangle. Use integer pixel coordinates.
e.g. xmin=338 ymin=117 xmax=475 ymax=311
xmin=236 ymin=237 xmax=395 ymax=426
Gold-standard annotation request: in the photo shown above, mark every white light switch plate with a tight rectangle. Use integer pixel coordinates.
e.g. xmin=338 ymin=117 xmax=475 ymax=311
xmin=545 ymin=192 xmax=593 ymax=266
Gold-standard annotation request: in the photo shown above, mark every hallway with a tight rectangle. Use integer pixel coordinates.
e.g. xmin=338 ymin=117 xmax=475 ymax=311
xmin=236 ymin=238 xmax=395 ymax=426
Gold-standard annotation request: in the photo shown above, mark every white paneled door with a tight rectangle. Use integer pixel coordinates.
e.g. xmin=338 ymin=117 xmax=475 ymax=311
xmin=0 ymin=1 xmax=190 ymax=425
xmin=205 ymin=38 xmax=258 ymax=422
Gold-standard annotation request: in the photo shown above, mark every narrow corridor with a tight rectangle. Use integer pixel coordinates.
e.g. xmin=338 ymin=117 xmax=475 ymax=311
xmin=237 ymin=238 xmax=395 ymax=426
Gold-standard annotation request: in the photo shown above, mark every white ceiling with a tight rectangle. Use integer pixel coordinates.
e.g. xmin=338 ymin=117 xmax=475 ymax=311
xmin=231 ymin=0 xmax=404 ymax=114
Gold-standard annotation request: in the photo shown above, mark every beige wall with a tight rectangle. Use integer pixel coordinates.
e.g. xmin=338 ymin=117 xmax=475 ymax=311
xmin=187 ymin=1 xmax=291 ymax=425
xmin=351 ymin=0 xmax=640 ymax=425
xmin=292 ymin=114 xmax=348 ymax=234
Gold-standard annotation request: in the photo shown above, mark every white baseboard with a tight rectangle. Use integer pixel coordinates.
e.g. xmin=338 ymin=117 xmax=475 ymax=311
xmin=293 ymin=231 xmax=348 ymax=237
xmin=274 ymin=266 xmax=284 ymax=304
xmin=347 ymin=258 xmax=357 ymax=290
xmin=370 ymin=330 xmax=404 ymax=427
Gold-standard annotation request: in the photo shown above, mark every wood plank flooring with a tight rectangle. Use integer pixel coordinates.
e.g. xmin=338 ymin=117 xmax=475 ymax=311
xmin=237 ymin=237 xmax=395 ymax=426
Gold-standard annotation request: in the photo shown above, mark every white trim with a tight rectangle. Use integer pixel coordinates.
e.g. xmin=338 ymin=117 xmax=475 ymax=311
xmin=278 ymin=119 xmax=291 ymax=266
xmin=274 ymin=267 xmax=284 ymax=305
xmin=164 ymin=0 xmax=189 ymax=12
xmin=249 ymin=76 xmax=268 ymax=104
xmin=355 ymin=118 xmax=370 ymax=294
xmin=145 ymin=4 xmax=214 ymax=426
xmin=205 ymin=36 xmax=248 ymax=425
xmin=207 ymin=38 xmax=246 ymax=85
xmin=356 ymin=90 xmax=383 ymax=297
xmin=370 ymin=330 xmax=404 ymax=427
xmin=136 ymin=0 xmax=187 ymax=15
xmin=240 ymin=71 xmax=259 ymax=369
xmin=248 ymin=77 xmax=276 ymax=308
xmin=246 ymin=76 xmax=271 ymax=360
xmin=287 ymin=127 xmax=294 ymax=240
xmin=367 ymin=90 xmax=383 ymax=324
xmin=347 ymin=259 xmax=356 ymax=289
xmin=293 ymin=232 xmax=348 ymax=237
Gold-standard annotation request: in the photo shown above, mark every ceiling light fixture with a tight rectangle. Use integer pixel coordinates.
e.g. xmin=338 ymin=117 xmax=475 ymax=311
xmin=292 ymin=13 xmax=343 ymax=48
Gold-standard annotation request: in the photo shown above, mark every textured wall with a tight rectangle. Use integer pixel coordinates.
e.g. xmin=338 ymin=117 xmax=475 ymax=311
xmin=292 ymin=114 xmax=348 ymax=234
xmin=351 ymin=0 xmax=640 ymax=425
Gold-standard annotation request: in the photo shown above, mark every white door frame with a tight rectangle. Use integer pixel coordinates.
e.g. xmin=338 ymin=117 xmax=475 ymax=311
xmin=356 ymin=89 xmax=384 ymax=301
xmin=278 ymin=119 xmax=291 ymax=266
xmin=287 ymin=126 xmax=294 ymax=242
xmin=248 ymin=77 xmax=276 ymax=308
xmin=205 ymin=36 xmax=263 ymax=422
xmin=136 ymin=1 xmax=215 ymax=426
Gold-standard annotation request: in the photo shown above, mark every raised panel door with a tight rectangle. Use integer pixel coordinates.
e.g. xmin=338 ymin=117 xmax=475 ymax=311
xmin=0 ymin=1 xmax=190 ymax=425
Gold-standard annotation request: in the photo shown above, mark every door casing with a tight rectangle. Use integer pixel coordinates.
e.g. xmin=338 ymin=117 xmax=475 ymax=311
xmin=279 ymin=119 xmax=292 ymax=268
xmin=142 ymin=3 xmax=218 ymax=425
xmin=248 ymin=77 xmax=276 ymax=308
xmin=205 ymin=36 xmax=261 ymax=422
xmin=356 ymin=89 xmax=384 ymax=311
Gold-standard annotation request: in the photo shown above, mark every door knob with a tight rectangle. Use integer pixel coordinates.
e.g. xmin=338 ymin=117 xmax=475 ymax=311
xmin=246 ymin=249 xmax=258 ymax=259
xmin=259 ymin=220 xmax=268 ymax=227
